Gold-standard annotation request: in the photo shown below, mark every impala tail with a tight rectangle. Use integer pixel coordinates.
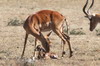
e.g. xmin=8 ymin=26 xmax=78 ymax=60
xmin=64 ymin=18 xmax=69 ymax=34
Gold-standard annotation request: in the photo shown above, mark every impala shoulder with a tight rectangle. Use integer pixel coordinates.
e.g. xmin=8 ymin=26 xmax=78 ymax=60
xmin=92 ymin=13 xmax=100 ymax=18
xmin=96 ymin=14 xmax=100 ymax=16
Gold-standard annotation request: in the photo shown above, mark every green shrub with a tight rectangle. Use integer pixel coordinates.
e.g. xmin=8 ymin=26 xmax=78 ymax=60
xmin=95 ymin=29 xmax=100 ymax=36
xmin=70 ymin=29 xmax=86 ymax=35
xmin=8 ymin=18 xmax=23 ymax=26
xmin=0 ymin=50 xmax=7 ymax=53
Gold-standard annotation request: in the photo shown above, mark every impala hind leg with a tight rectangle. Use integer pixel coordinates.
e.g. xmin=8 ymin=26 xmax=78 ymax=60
xmin=53 ymin=29 xmax=72 ymax=58
xmin=60 ymin=38 xmax=66 ymax=57
xmin=66 ymin=39 xmax=73 ymax=58
xmin=62 ymin=32 xmax=70 ymax=40
xmin=21 ymin=33 xmax=29 ymax=59
xmin=52 ymin=29 xmax=67 ymax=57
xmin=62 ymin=33 xmax=73 ymax=58
xmin=62 ymin=42 xmax=66 ymax=57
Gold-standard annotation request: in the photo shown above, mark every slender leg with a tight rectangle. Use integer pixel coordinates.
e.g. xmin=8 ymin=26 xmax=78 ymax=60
xmin=62 ymin=42 xmax=66 ymax=57
xmin=62 ymin=32 xmax=73 ymax=58
xmin=46 ymin=31 xmax=52 ymax=37
xmin=52 ymin=28 xmax=72 ymax=57
xmin=60 ymin=27 xmax=66 ymax=57
xmin=60 ymin=37 xmax=65 ymax=57
xmin=62 ymin=32 xmax=70 ymax=40
xmin=30 ymin=30 xmax=50 ymax=56
xmin=21 ymin=33 xmax=28 ymax=59
xmin=61 ymin=25 xmax=72 ymax=57
xmin=65 ymin=39 xmax=73 ymax=58
xmin=52 ymin=28 xmax=66 ymax=56
xmin=33 ymin=38 xmax=37 ymax=58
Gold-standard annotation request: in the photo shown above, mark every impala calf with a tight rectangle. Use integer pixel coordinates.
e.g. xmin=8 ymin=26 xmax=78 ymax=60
xmin=83 ymin=0 xmax=100 ymax=31
xmin=34 ymin=45 xmax=59 ymax=59
xmin=34 ymin=45 xmax=45 ymax=59
xmin=21 ymin=10 xmax=72 ymax=59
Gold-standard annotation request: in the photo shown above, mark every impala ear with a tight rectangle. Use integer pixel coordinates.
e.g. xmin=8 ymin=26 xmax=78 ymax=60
xmin=92 ymin=13 xmax=96 ymax=16
xmin=88 ymin=14 xmax=96 ymax=20
xmin=84 ymin=15 xmax=92 ymax=19
xmin=46 ymin=31 xmax=52 ymax=37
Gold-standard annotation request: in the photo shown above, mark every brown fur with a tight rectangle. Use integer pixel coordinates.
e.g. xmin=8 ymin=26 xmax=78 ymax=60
xmin=21 ymin=10 xmax=72 ymax=59
xmin=89 ymin=14 xmax=100 ymax=31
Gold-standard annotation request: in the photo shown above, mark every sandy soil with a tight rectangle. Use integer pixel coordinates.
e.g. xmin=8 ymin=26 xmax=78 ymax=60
xmin=0 ymin=0 xmax=100 ymax=66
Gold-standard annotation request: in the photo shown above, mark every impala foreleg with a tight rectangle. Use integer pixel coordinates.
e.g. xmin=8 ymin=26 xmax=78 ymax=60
xmin=21 ymin=33 xmax=29 ymax=59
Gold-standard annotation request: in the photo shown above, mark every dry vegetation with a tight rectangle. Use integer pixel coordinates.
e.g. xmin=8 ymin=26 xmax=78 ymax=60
xmin=0 ymin=0 xmax=100 ymax=66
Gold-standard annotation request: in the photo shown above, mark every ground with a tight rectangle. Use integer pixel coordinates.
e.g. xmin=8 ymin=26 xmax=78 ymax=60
xmin=0 ymin=0 xmax=100 ymax=66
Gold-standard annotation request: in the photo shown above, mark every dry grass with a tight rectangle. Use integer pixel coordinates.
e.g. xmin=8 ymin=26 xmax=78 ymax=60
xmin=0 ymin=0 xmax=100 ymax=66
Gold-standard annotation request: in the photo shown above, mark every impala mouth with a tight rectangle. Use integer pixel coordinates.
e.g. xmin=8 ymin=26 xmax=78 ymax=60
xmin=90 ymin=28 xmax=93 ymax=31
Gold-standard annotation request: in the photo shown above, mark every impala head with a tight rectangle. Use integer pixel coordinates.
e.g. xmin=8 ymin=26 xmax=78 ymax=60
xmin=89 ymin=15 xmax=99 ymax=31
xmin=83 ymin=0 xmax=98 ymax=31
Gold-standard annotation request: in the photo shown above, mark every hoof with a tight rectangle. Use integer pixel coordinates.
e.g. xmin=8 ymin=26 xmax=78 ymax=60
xmin=67 ymin=37 xmax=70 ymax=40
xmin=62 ymin=51 xmax=66 ymax=55
xmin=69 ymin=51 xmax=73 ymax=58
xmin=69 ymin=55 xmax=72 ymax=58
xmin=61 ymin=51 xmax=66 ymax=57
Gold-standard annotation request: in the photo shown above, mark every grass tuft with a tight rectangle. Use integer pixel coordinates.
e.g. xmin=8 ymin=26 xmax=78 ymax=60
xmin=7 ymin=18 xmax=23 ymax=26
xmin=70 ymin=29 xmax=86 ymax=35
xmin=95 ymin=29 xmax=100 ymax=36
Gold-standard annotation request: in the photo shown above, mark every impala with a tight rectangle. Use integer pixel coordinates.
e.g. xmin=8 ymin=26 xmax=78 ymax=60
xmin=21 ymin=10 xmax=73 ymax=59
xmin=83 ymin=0 xmax=100 ymax=31
xmin=35 ymin=45 xmax=58 ymax=59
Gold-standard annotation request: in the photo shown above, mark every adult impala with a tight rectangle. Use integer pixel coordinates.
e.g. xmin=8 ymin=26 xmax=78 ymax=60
xmin=33 ymin=31 xmax=52 ymax=58
xmin=83 ymin=0 xmax=100 ymax=31
xmin=21 ymin=10 xmax=73 ymax=59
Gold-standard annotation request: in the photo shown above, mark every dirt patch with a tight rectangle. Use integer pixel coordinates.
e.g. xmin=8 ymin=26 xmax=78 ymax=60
xmin=0 ymin=0 xmax=100 ymax=66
